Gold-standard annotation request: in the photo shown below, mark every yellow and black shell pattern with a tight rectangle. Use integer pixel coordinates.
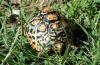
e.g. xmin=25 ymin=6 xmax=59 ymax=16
xmin=25 ymin=7 xmax=67 ymax=54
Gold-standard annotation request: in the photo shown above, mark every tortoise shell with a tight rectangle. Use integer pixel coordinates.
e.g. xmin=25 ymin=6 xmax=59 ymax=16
xmin=25 ymin=7 xmax=68 ymax=55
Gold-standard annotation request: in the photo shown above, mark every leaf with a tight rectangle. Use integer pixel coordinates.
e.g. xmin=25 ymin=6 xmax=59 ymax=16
xmin=0 ymin=11 xmax=4 ymax=16
xmin=94 ymin=0 xmax=100 ymax=3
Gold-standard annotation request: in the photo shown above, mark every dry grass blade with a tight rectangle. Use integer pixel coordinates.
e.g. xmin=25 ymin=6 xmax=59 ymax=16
xmin=1 ymin=27 xmax=21 ymax=65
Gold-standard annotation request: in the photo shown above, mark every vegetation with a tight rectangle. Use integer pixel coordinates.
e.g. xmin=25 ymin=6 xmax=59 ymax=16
xmin=0 ymin=0 xmax=100 ymax=65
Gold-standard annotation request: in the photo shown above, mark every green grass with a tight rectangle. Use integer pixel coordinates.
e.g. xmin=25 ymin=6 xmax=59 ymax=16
xmin=0 ymin=0 xmax=100 ymax=65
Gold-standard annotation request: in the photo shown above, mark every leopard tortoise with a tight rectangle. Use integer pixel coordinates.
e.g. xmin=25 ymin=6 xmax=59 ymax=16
xmin=24 ymin=7 xmax=69 ymax=55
